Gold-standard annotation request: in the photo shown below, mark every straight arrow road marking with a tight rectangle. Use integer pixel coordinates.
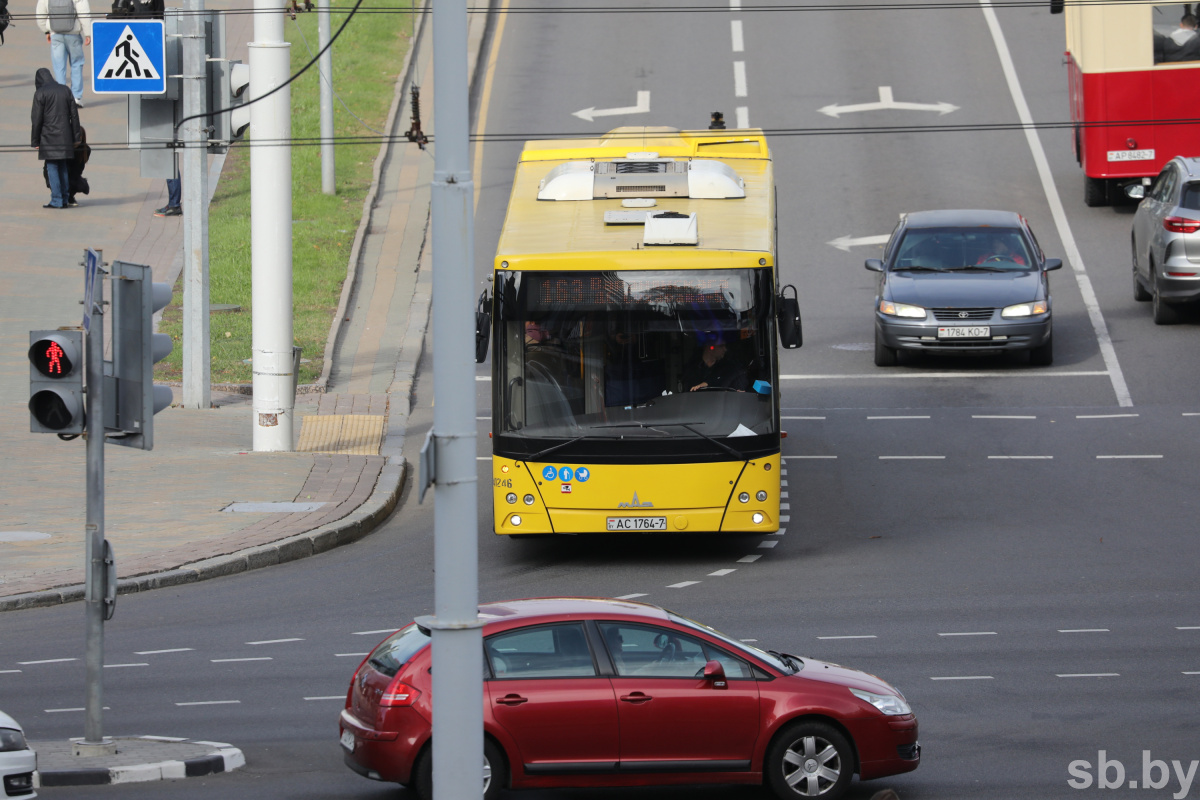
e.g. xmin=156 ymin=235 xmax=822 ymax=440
xmin=819 ymin=86 xmax=958 ymax=118
xmin=573 ymin=91 xmax=650 ymax=122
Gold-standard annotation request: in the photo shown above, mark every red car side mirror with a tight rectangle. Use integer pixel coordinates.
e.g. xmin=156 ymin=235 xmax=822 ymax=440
xmin=703 ymin=660 xmax=727 ymax=688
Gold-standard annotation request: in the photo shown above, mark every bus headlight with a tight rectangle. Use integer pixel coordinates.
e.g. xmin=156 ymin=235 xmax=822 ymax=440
xmin=523 ymin=494 xmax=535 ymax=505
xmin=506 ymin=493 xmax=517 ymax=504
xmin=756 ymin=490 xmax=767 ymax=502
xmin=752 ymin=512 xmax=764 ymax=524
xmin=739 ymin=492 xmax=750 ymax=503
xmin=511 ymin=515 xmax=522 ymax=527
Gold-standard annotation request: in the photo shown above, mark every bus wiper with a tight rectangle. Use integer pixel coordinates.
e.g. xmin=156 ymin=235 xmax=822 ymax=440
xmin=602 ymin=421 xmax=744 ymax=460
xmin=526 ymin=434 xmax=604 ymax=463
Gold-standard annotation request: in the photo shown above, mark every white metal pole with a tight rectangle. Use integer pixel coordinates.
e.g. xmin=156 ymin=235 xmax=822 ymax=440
xmin=317 ymin=0 xmax=335 ymax=195
xmin=249 ymin=0 xmax=294 ymax=451
xmin=181 ymin=0 xmax=211 ymax=409
xmin=429 ymin=1 xmax=481 ymax=800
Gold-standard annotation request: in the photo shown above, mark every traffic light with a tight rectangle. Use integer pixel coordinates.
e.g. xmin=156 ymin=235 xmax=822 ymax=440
xmin=206 ymin=10 xmax=250 ymax=152
xmin=28 ymin=330 xmax=85 ymax=434
xmin=109 ymin=261 xmax=173 ymax=450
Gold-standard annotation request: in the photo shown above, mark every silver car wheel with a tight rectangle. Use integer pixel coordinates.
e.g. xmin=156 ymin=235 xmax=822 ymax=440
xmin=781 ymin=734 xmax=843 ymax=796
xmin=482 ymin=753 xmax=492 ymax=794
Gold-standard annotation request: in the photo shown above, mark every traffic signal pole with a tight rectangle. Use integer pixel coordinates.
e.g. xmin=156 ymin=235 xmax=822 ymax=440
xmin=80 ymin=251 xmax=115 ymax=757
xmin=317 ymin=0 xmax=334 ymax=195
xmin=181 ymin=0 xmax=211 ymax=410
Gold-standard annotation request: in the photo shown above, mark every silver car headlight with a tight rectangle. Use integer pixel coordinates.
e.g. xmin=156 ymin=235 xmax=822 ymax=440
xmin=849 ymin=687 xmax=911 ymax=716
xmin=0 ymin=728 xmax=28 ymax=751
xmin=1001 ymin=300 xmax=1048 ymax=318
xmin=879 ymin=300 xmax=927 ymax=319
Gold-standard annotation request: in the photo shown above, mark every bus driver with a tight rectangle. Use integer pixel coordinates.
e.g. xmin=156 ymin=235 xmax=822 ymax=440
xmin=684 ymin=331 xmax=749 ymax=392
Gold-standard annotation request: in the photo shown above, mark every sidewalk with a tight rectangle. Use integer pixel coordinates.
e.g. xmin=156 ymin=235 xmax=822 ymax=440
xmin=0 ymin=1 xmax=488 ymax=622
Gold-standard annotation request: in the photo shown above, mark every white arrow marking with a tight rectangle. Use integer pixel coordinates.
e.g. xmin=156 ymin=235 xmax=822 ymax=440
xmin=573 ymin=91 xmax=650 ymax=122
xmin=818 ymin=86 xmax=958 ymax=118
xmin=826 ymin=233 xmax=891 ymax=252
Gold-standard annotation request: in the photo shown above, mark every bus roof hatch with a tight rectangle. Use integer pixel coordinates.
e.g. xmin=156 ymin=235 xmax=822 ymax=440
xmin=537 ymin=158 xmax=745 ymax=201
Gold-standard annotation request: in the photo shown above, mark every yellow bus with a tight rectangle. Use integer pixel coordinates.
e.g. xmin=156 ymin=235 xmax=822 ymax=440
xmin=480 ymin=126 xmax=802 ymax=536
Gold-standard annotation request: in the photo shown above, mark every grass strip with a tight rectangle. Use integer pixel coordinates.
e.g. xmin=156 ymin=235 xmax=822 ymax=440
xmin=157 ymin=1 xmax=416 ymax=387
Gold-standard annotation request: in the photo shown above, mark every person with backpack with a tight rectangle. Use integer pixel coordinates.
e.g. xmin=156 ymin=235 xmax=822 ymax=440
xmin=35 ymin=0 xmax=93 ymax=106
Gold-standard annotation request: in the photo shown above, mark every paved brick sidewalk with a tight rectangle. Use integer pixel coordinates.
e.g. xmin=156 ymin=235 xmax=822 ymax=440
xmin=0 ymin=1 xmax=483 ymax=615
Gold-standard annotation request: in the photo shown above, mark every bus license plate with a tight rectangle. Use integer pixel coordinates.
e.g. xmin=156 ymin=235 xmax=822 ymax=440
xmin=937 ymin=326 xmax=990 ymax=339
xmin=607 ymin=517 xmax=667 ymax=531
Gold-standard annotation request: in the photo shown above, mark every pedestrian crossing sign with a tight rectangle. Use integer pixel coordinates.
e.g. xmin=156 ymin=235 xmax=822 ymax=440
xmin=91 ymin=20 xmax=166 ymax=94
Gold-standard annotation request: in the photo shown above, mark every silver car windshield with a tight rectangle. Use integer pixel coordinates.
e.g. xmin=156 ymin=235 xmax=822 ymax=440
xmin=893 ymin=227 xmax=1033 ymax=272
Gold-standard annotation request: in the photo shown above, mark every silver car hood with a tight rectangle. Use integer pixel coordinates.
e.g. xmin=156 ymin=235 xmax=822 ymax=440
xmin=886 ymin=270 xmax=1042 ymax=308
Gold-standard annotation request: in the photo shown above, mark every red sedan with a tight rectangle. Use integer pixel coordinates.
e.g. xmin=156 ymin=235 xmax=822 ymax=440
xmin=339 ymin=597 xmax=919 ymax=799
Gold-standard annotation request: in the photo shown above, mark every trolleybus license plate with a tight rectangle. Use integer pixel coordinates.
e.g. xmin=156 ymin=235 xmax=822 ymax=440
xmin=1107 ymin=149 xmax=1154 ymax=162
xmin=937 ymin=326 xmax=989 ymax=339
xmin=607 ymin=517 xmax=667 ymax=531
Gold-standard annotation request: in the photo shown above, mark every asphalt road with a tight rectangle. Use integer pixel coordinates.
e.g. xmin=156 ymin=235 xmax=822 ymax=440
xmin=4 ymin=2 xmax=1199 ymax=799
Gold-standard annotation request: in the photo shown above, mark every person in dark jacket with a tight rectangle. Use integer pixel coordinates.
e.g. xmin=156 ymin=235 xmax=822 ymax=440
xmin=31 ymin=67 xmax=81 ymax=209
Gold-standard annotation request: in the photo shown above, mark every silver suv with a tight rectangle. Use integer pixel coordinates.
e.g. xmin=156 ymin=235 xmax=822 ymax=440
xmin=1128 ymin=156 xmax=1200 ymax=324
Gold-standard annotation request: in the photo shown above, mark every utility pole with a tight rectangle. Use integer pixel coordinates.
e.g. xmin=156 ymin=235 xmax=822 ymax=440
xmin=250 ymin=0 xmax=295 ymax=451
xmin=317 ymin=0 xmax=334 ymax=195
xmin=181 ymin=0 xmax=211 ymax=410
xmin=79 ymin=250 xmax=115 ymax=758
xmin=428 ymin=0 xmax=481 ymax=798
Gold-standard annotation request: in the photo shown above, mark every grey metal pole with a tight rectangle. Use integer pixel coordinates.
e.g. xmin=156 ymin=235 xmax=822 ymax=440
xmin=250 ymin=0 xmax=295 ymax=451
xmin=80 ymin=250 xmax=114 ymax=756
xmin=181 ymin=0 xmax=211 ymax=409
xmin=317 ymin=0 xmax=335 ymax=195
xmin=429 ymin=1 xmax=481 ymax=799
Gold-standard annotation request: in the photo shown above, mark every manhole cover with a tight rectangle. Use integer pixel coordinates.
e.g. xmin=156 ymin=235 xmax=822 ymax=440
xmin=0 ymin=531 xmax=51 ymax=543
xmin=831 ymin=342 xmax=872 ymax=352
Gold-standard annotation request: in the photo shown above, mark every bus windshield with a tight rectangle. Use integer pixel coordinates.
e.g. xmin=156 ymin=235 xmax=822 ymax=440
xmin=494 ymin=268 xmax=776 ymax=452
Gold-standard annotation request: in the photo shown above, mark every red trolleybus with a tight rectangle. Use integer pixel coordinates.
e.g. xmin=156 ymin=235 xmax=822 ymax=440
xmin=1055 ymin=0 xmax=1200 ymax=205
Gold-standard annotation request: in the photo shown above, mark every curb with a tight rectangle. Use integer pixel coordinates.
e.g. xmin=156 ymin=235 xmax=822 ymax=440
xmin=33 ymin=737 xmax=245 ymax=787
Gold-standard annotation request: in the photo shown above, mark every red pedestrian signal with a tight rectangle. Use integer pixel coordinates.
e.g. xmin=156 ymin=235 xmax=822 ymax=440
xmin=31 ymin=339 xmax=73 ymax=377
xmin=28 ymin=330 xmax=85 ymax=434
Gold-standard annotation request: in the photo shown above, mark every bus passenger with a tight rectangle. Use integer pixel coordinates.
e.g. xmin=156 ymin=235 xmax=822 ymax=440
xmin=684 ymin=331 xmax=748 ymax=392
xmin=1156 ymin=14 xmax=1200 ymax=62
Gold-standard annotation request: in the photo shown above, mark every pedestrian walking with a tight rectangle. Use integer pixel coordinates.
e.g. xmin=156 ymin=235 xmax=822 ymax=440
xmin=35 ymin=0 xmax=93 ymax=106
xmin=155 ymin=170 xmax=181 ymax=216
xmin=31 ymin=67 xmax=82 ymax=209
xmin=44 ymin=125 xmax=91 ymax=206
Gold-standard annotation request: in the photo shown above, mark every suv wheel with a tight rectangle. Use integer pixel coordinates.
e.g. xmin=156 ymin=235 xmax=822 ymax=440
xmin=1153 ymin=282 xmax=1182 ymax=325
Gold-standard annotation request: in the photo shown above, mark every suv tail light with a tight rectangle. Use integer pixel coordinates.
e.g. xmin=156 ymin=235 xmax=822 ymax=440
xmin=380 ymin=677 xmax=421 ymax=707
xmin=1163 ymin=216 xmax=1200 ymax=234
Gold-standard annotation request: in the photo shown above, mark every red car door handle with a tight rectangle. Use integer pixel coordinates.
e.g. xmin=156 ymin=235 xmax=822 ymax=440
xmin=495 ymin=694 xmax=527 ymax=706
xmin=619 ymin=692 xmax=652 ymax=704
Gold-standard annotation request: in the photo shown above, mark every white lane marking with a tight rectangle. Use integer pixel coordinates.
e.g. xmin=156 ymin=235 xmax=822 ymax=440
xmin=879 ymin=456 xmax=945 ymax=460
xmin=1058 ymin=629 xmax=1110 ymax=633
xmin=18 ymin=658 xmax=76 ymax=665
xmin=868 ymin=415 xmax=930 ymax=420
xmin=615 ymin=593 xmax=648 ymax=600
xmin=1184 ymin=671 xmax=1200 ymax=675
xmin=939 ymin=631 xmax=997 ymax=637
xmin=476 ymin=376 xmax=490 ymax=381
xmin=246 ymin=638 xmax=304 ymax=645
xmin=817 ymin=635 xmax=877 ymax=640
xmin=336 ymin=653 xmax=370 ymax=658
xmin=783 ymin=456 xmax=836 ymax=460
xmin=1077 ymin=413 xmax=1139 ymax=419
xmin=1096 ymin=455 xmax=1162 ymax=459
xmin=572 ymin=91 xmax=650 ymax=122
xmin=476 ymin=416 xmax=489 ymax=420
xmin=191 ymin=740 xmax=233 ymax=748
xmin=476 ymin=457 xmax=492 ymax=461
xmin=104 ymin=663 xmax=149 ymax=668
xmin=353 ymin=629 xmax=397 ymax=636
xmin=780 ymin=503 xmax=790 ymax=510
xmin=46 ymin=707 xmax=108 ymax=713
xmin=979 ymin=0 xmax=1132 ymax=407
xmin=1183 ymin=413 xmax=1200 ymax=416
xmin=780 ymin=371 xmax=1109 ymax=381
xmin=709 ymin=568 xmax=737 ymax=576
xmin=779 ymin=515 xmax=790 ymax=522
xmin=818 ymin=86 xmax=958 ymax=117
xmin=1177 ymin=626 xmax=1200 ymax=630
xmin=989 ymin=455 xmax=1053 ymax=460
xmin=175 ymin=700 xmax=242 ymax=706
xmin=782 ymin=416 xmax=825 ymax=420
xmin=737 ymin=555 xmax=761 ymax=563
xmin=1056 ymin=673 xmax=1119 ymax=678
xmin=733 ymin=61 xmax=747 ymax=97
xmin=758 ymin=540 xmax=778 ymax=549
xmin=930 ymin=675 xmax=994 ymax=680
xmin=304 ymin=696 xmax=345 ymax=701
xmin=134 ymin=648 xmax=194 ymax=655
xmin=211 ymin=657 xmax=273 ymax=663
xmin=140 ymin=736 xmax=188 ymax=742
xmin=974 ymin=415 xmax=1036 ymax=419
xmin=730 ymin=0 xmax=740 ymax=10
xmin=667 ymin=581 xmax=700 ymax=589
xmin=0 ymin=670 xmax=22 ymax=674
xmin=730 ymin=20 xmax=744 ymax=51
xmin=781 ymin=491 xmax=789 ymax=498
xmin=735 ymin=106 xmax=750 ymax=128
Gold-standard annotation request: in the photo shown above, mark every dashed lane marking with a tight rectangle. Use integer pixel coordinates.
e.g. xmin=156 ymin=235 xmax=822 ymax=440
xmin=780 ymin=371 xmax=1108 ymax=381
xmin=336 ymin=653 xmax=370 ymax=658
xmin=758 ymin=540 xmax=778 ymax=549
xmin=1185 ymin=671 xmax=1200 ymax=675
xmin=103 ymin=663 xmax=148 ymax=668
xmin=733 ymin=61 xmax=747 ymax=96
xmin=973 ymin=415 xmax=1036 ymax=419
xmin=730 ymin=19 xmax=744 ymax=51
xmin=18 ymin=658 xmax=76 ymax=665
xmin=1056 ymin=673 xmax=1119 ymax=678
xmin=175 ymin=700 xmax=242 ymax=706
xmin=817 ymin=635 xmax=877 ymax=640
xmin=782 ymin=456 xmax=836 ymax=459
xmin=1059 ymin=629 xmax=1110 ymax=633
xmin=709 ymin=569 xmax=737 ymax=576
xmin=1177 ymin=626 xmax=1200 ymax=630
xmin=304 ymin=696 xmax=345 ymax=701
xmin=736 ymin=107 xmax=749 ymax=128
xmin=353 ymin=629 xmax=397 ymax=636
xmin=245 ymin=638 xmax=304 ymax=645
xmin=1096 ymin=455 xmax=1162 ymax=459
xmin=1077 ymin=414 xmax=1139 ymax=419
xmin=212 ymin=657 xmax=273 ymax=663
xmin=938 ymin=632 xmax=997 ymax=637
xmin=781 ymin=416 xmax=825 ymax=420
xmin=668 ymin=581 xmax=701 ymax=589
xmin=135 ymin=648 xmax=193 ymax=655
xmin=779 ymin=515 xmax=790 ymax=522
xmin=879 ymin=456 xmax=945 ymax=460
xmin=868 ymin=415 xmax=930 ymax=420
xmin=46 ymin=707 xmax=108 ymax=713
xmin=989 ymin=456 xmax=1053 ymax=460
xmin=931 ymin=675 xmax=994 ymax=680
xmin=737 ymin=555 xmax=761 ymax=563
xmin=616 ymin=593 xmax=648 ymax=600
xmin=0 ymin=670 xmax=21 ymax=674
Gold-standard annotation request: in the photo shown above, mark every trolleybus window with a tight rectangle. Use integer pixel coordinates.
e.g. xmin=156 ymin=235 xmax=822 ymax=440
xmin=1153 ymin=3 xmax=1200 ymax=63
xmin=494 ymin=268 xmax=776 ymax=450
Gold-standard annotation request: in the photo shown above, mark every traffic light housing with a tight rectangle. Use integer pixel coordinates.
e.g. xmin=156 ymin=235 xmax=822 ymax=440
xmin=28 ymin=330 xmax=85 ymax=434
xmin=109 ymin=261 xmax=173 ymax=450
xmin=206 ymin=9 xmax=249 ymax=151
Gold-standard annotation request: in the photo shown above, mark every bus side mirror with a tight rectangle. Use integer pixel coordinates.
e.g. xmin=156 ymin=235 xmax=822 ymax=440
xmin=1125 ymin=185 xmax=1145 ymax=201
xmin=475 ymin=289 xmax=492 ymax=364
xmin=777 ymin=284 xmax=802 ymax=349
